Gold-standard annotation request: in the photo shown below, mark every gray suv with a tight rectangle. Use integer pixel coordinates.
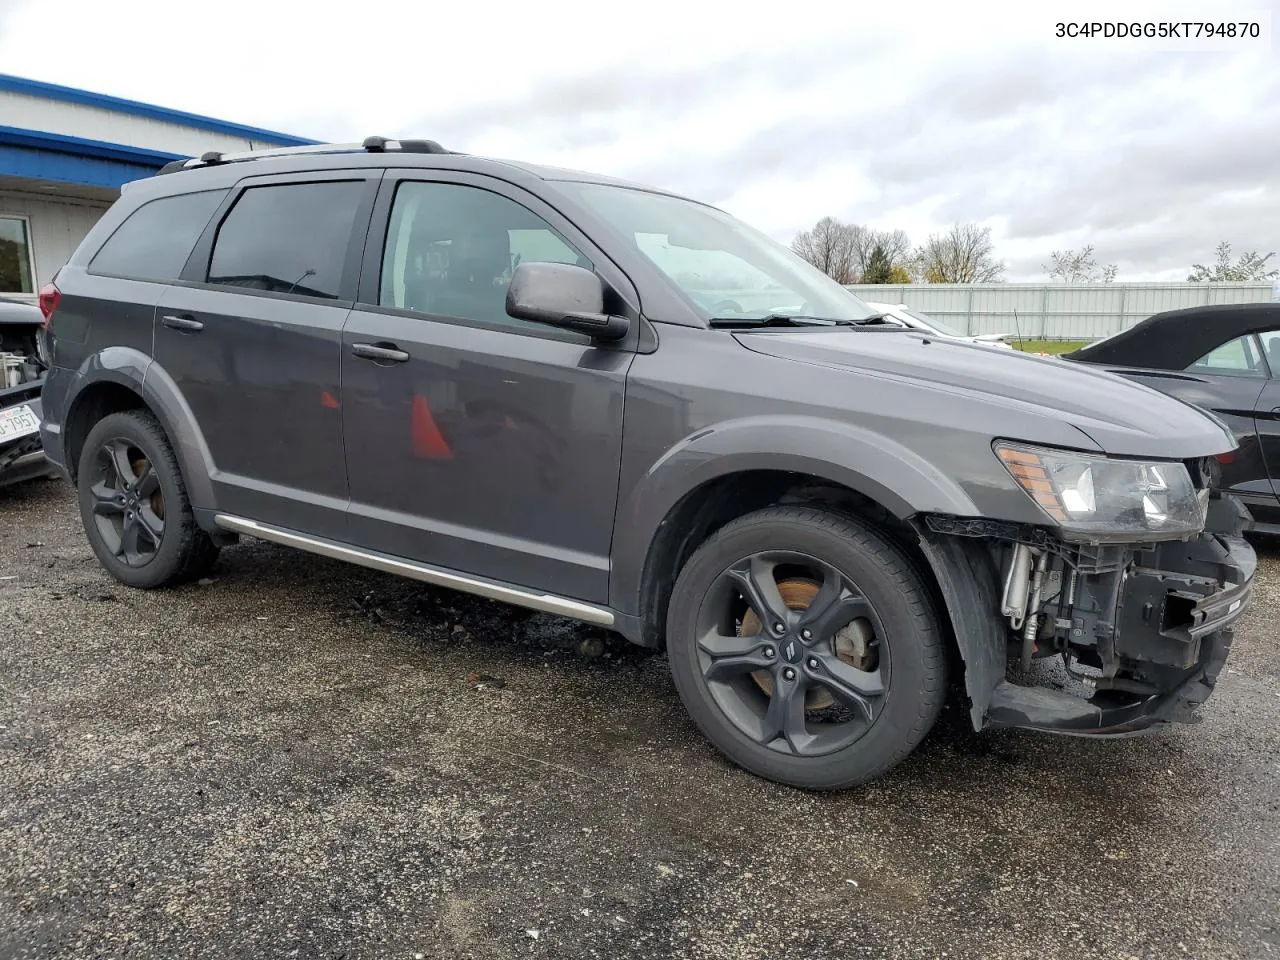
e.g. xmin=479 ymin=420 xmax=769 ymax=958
xmin=38 ymin=138 xmax=1256 ymax=789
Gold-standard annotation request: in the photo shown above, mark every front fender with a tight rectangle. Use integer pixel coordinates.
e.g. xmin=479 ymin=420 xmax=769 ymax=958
xmin=609 ymin=414 xmax=982 ymax=615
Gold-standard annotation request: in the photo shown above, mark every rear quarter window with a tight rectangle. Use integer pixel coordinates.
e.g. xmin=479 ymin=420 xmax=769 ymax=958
xmin=88 ymin=190 xmax=227 ymax=282
xmin=1187 ymin=334 xmax=1267 ymax=378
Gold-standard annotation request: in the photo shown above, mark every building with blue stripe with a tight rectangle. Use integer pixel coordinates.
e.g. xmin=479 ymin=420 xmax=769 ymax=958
xmin=0 ymin=74 xmax=314 ymax=300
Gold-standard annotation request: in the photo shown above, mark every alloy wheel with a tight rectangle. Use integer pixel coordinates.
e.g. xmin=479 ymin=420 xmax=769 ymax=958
xmin=88 ymin=438 xmax=166 ymax=567
xmin=693 ymin=551 xmax=888 ymax=757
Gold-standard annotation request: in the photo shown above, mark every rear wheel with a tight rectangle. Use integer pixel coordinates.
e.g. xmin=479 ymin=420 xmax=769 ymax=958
xmin=76 ymin=410 xmax=218 ymax=588
xmin=667 ymin=506 xmax=946 ymax=789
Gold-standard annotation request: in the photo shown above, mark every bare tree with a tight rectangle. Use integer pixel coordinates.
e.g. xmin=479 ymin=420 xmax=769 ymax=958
xmin=793 ymin=218 xmax=916 ymax=283
xmin=791 ymin=217 xmax=857 ymax=284
xmin=1044 ymin=245 xmax=1117 ymax=282
xmin=849 ymin=226 xmax=912 ymax=279
xmin=1188 ymin=241 xmax=1279 ymax=281
xmin=913 ymin=223 xmax=1004 ymax=283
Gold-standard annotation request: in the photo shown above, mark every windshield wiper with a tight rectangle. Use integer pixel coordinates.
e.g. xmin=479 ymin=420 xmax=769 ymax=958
xmin=707 ymin=312 xmax=888 ymax=329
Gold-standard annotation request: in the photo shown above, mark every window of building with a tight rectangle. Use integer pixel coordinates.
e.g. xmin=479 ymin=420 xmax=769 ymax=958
xmin=207 ymin=181 xmax=366 ymax=300
xmin=0 ymin=216 xmax=35 ymax=294
xmin=89 ymin=190 xmax=227 ymax=282
xmin=379 ymin=181 xmax=590 ymax=330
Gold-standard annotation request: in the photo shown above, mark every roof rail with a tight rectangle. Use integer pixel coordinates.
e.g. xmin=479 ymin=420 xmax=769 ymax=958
xmin=361 ymin=136 xmax=447 ymax=154
xmin=155 ymin=136 xmax=453 ymax=176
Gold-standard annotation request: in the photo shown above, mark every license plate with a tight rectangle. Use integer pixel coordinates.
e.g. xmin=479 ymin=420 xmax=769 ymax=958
xmin=0 ymin=404 xmax=40 ymax=441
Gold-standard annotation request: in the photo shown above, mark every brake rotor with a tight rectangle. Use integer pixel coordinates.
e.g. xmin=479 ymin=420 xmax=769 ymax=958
xmin=741 ymin=578 xmax=876 ymax=711
xmin=131 ymin=456 xmax=165 ymax=520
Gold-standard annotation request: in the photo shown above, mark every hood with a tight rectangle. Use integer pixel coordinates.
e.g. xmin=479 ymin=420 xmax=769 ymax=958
xmin=734 ymin=328 xmax=1237 ymax=459
xmin=0 ymin=298 xmax=43 ymax=329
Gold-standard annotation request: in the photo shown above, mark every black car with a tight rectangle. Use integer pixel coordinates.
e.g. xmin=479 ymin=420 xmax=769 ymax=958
xmin=1065 ymin=303 xmax=1280 ymax=533
xmin=0 ymin=296 xmax=53 ymax=487
xmin=36 ymin=138 xmax=1255 ymax=789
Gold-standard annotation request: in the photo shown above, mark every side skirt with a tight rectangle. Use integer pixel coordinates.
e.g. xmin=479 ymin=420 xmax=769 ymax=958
xmin=213 ymin=513 xmax=617 ymax=628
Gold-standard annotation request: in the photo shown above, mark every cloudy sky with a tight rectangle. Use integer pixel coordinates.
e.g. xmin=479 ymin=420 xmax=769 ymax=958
xmin=0 ymin=0 xmax=1274 ymax=280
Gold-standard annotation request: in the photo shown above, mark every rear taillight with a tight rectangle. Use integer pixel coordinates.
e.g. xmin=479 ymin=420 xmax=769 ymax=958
xmin=38 ymin=282 xmax=60 ymax=330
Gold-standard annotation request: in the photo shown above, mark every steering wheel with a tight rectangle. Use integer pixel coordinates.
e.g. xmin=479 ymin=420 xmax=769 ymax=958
xmin=708 ymin=299 xmax=744 ymax=316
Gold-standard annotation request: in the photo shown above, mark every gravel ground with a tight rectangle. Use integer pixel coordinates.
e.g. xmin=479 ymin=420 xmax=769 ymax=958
xmin=1 ymin=478 xmax=1277 ymax=960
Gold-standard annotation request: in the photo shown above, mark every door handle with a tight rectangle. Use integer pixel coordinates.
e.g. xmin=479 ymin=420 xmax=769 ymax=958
xmin=351 ymin=342 xmax=410 ymax=364
xmin=161 ymin=314 xmax=204 ymax=332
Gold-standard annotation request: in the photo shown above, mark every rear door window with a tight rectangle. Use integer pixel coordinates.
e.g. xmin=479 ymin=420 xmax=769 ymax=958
xmin=207 ymin=182 xmax=366 ymax=300
xmin=89 ymin=190 xmax=227 ymax=282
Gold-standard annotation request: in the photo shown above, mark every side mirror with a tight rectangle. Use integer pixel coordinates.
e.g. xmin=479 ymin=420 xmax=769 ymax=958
xmin=506 ymin=261 xmax=629 ymax=341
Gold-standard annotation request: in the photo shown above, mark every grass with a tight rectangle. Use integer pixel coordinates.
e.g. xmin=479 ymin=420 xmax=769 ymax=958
xmin=1010 ymin=339 xmax=1089 ymax=355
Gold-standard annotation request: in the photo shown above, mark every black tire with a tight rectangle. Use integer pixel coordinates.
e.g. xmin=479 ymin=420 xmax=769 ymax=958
xmin=667 ymin=505 xmax=946 ymax=790
xmin=76 ymin=410 xmax=219 ymax=588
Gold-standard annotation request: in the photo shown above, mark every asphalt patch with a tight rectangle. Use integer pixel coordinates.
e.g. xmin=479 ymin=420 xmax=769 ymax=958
xmin=1 ymin=479 xmax=1277 ymax=958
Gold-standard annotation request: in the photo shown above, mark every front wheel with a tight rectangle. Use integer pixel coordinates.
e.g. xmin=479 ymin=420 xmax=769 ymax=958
xmin=667 ymin=506 xmax=947 ymax=789
xmin=76 ymin=410 xmax=219 ymax=588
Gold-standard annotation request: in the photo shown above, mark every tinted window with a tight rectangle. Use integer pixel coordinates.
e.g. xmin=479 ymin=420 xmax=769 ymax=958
xmin=89 ymin=191 xmax=225 ymax=282
xmin=379 ymin=181 xmax=590 ymax=330
xmin=208 ymin=182 xmax=365 ymax=300
xmin=1187 ymin=334 xmax=1266 ymax=377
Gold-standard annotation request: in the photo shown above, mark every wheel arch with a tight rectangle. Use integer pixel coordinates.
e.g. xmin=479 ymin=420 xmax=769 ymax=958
xmin=620 ymin=463 xmax=987 ymax=735
xmin=623 ymin=467 xmax=958 ymax=660
xmin=61 ymin=349 xmax=216 ymax=510
xmin=62 ymin=350 xmax=151 ymax=484
xmin=611 ymin=416 xmax=980 ymax=637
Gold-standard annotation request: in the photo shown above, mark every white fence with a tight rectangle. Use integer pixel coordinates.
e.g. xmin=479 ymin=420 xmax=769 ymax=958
xmin=844 ymin=282 xmax=1279 ymax=341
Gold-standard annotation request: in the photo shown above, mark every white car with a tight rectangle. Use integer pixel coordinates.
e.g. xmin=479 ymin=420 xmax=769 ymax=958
xmin=862 ymin=301 xmax=1014 ymax=348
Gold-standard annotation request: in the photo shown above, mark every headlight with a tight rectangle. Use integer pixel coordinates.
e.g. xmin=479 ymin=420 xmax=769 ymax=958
xmin=994 ymin=442 xmax=1204 ymax=538
xmin=35 ymin=327 xmax=52 ymax=368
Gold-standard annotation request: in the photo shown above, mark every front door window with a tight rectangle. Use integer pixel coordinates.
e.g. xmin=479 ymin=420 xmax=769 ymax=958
xmin=379 ymin=181 xmax=590 ymax=333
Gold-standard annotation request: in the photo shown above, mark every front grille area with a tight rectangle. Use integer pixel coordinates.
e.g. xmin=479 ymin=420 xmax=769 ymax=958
xmin=0 ymin=381 xmax=42 ymax=406
xmin=0 ymin=431 xmax=43 ymax=470
xmin=1186 ymin=456 xmax=1220 ymax=491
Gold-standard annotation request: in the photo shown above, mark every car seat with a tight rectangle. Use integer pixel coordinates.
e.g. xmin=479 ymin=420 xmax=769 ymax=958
xmin=431 ymin=230 xmax=513 ymax=325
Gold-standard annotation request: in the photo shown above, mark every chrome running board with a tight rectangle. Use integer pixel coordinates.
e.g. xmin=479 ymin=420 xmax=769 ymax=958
xmin=213 ymin=513 xmax=615 ymax=627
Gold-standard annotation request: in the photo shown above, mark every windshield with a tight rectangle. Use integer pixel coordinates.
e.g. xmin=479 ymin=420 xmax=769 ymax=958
xmin=900 ymin=306 xmax=966 ymax=338
xmin=556 ymin=181 xmax=881 ymax=323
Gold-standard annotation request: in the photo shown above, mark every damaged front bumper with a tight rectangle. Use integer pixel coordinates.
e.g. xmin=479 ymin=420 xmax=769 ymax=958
xmin=1 ymin=389 xmax=52 ymax=489
xmin=917 ymin=493 xmax=1256 ymax=738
